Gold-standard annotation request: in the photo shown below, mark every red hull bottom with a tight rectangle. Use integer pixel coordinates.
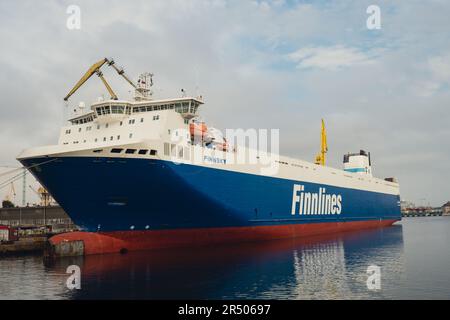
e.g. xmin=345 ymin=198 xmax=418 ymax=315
xmin=48 ymin=219 xmax=399 ymax=256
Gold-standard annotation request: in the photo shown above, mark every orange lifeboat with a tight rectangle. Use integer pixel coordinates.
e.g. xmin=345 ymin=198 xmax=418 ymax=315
xmin=189 ymin=119 xmax=208 ymax=139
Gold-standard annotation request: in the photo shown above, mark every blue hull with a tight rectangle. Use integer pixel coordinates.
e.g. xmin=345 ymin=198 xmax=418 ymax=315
xmin=21 ymin=157 xmax=401 ymax=232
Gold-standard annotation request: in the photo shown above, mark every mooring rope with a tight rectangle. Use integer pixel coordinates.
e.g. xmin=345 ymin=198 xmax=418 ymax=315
xmin=0 ymin=158 xmax=58 ymax=191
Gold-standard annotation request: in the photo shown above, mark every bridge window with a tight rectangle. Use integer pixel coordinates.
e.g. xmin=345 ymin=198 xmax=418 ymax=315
xmin=111 ymin=105 xmax=125 ymax=114
xmin=96 ymin=106 xmax=111 ymax=116
xmin=111 ymin=148 xmax=123 ymax=153
xmin=190 ymin=102 xmax=198 ymax=114
xmin=138 ymin=149 xmax=148 ymax=155
xmin=125 ymin=149 xmax=137 ymax=154
xmin=150 ymin=150 xmax=157 ymax=156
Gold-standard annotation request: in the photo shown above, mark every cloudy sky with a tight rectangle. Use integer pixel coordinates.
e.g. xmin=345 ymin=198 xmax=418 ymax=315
xmin=0 ymin=0 xmax=449 ymax=206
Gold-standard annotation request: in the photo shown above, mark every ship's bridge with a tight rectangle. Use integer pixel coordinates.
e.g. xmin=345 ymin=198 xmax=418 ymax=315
xmin=91 ymin=100 xmax=131 ymax=124
xmin=68 ymin=97 xmax=204 ymax=126
xmin=131 ymin=97 xmax=204 ymax=120
xmin=68 ymin=100 xmax=131 ymax=125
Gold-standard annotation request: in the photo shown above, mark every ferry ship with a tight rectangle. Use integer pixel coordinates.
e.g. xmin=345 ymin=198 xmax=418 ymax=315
xmin=17 ymin=58 xmax=401 ymax=256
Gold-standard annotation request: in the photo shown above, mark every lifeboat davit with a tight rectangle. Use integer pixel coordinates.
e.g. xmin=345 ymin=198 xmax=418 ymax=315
xmin=216 ymin=141 xmax=229 ymax=152
xmin=207 ymin=127 xmax=229 ymax=152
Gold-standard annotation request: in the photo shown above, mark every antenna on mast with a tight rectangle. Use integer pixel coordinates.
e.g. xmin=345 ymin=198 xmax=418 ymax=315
xmin=135 ymin=72 xmax=153 ymax=101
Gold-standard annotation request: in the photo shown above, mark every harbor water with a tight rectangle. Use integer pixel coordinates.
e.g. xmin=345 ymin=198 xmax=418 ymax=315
xmin=1 ymin=217 xmax=449 ymax=300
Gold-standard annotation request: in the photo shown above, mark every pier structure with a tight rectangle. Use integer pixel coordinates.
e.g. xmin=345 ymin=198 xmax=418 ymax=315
xmin=0 ymin=206 xmax=75 ymax=233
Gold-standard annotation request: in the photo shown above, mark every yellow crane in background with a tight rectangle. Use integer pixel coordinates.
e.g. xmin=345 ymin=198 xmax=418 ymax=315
xmin=3 ymin=182 xmax=16 ymax=207
xmin=28 ymin=185 xmax=53 ymax=207
xmin=314 ymin=119 xmax=328 ymax=166
xmin=5 ymin=182 xmax=16 ymax=202
xmin=63 ymin=57 xmax=138 ymax=101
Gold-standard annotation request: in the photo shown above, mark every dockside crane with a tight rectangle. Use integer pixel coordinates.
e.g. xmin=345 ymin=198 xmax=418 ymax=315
xmin=63 ymin=57 xmax=139 ymax=101
xmin=28 ymin=185 xmax=51 ymax=228
xmin=5 ymin=182 xmax=16 ymax=202
xmin=28 ymin=185 xmax=52 ymax=207
xmin=2 ymin=182 xmax=16 ymax=208
xmin=314 ymin=119 xmax=328 ymax=166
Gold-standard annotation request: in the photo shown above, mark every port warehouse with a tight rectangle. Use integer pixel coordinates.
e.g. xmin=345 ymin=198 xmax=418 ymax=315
xmin=400 ymin=201 xmax=450 ymax=217
xmin=0 ymin=206 xmax=74 ymax=232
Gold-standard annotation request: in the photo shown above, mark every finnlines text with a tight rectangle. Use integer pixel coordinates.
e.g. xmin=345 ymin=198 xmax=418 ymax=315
xmin=291 ymin=184 xmax=342 ymax=215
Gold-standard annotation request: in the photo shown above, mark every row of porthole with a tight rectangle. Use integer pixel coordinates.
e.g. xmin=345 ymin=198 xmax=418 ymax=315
xmin=290 ymin=162 xmax=379 ymax=183
xmin=67 ymin=115 xmax=160 ymax=135
xmin=272 ymin=159 xmax=380 ymax=185
xmin=63 ymin=133 xmax=134 ymax=145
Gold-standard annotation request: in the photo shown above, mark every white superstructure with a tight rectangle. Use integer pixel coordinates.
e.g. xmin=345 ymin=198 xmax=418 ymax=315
xmin=17 ymin=56 xmax=399 ymax=200
xmin=18 ymin=94 xmax=399 ymax=198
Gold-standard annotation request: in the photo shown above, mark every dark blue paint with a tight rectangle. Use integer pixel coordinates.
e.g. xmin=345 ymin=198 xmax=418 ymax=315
xmin=20 ymin=156 xmax=401 ymax=232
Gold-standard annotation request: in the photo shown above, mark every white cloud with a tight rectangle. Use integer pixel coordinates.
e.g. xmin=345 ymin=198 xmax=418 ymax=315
xmin=287 ymin=45 xmax=375 ymax=70
xmin=429 ymin=54 xmax=450 ymax=82
xmin=412 ymin=53 xmax=450 ymax=97
xmin=413 ymin=80 xmax=441 ymax=98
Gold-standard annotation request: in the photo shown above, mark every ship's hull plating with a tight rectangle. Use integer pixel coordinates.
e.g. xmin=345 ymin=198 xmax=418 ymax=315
xmin=21 ymin=156 xmax=400 ymax=253
xmin=48 ymin=219 xmax=397 ymax=255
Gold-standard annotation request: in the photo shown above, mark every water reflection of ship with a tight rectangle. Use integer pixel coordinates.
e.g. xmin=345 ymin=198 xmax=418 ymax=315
xmin=291 ymin=225 xmax=405 ymax=299
xmin=292 ymin=241 xmax=349 ymax=299
xmin=50 ymin=226 xmax=404 ymax=299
